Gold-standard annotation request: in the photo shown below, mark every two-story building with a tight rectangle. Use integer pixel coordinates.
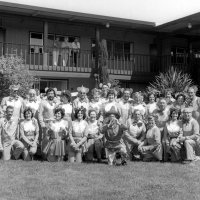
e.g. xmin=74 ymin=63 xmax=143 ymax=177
xmin=0 ymin=2 xmax=200 ymax=92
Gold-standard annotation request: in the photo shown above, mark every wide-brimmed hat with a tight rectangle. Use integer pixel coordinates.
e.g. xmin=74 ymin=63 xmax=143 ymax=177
xmin=9 ymin=84 xmax=20 ymax=91
xmin=77 ymin=85 xmax=89 ymax=93
xmin=105 ymin=106 xmax=120 ymax=119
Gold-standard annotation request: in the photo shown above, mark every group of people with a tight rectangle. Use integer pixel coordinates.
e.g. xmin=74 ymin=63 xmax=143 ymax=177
xmin=0 ymin=83 xmax=200 ymax=166
xmin=53 ymin=37 xmax=80 ymax=67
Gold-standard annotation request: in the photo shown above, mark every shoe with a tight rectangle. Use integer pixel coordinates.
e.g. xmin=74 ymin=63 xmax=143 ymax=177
xmin=121 ymin=160 xmax=127 ymax=166
xmin=182 ymin=160 xmax=193 ymax=164
xmin=97 ymin=158 xmax=102 ymax=163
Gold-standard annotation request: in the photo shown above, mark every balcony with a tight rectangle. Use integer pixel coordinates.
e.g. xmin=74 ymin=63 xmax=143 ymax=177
xmin=0 ymin=42 xmax=191 ymax=77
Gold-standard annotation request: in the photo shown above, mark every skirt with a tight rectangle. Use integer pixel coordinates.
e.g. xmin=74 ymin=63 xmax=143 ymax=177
xmin=43 ymin=139 xmax=66 ymax=157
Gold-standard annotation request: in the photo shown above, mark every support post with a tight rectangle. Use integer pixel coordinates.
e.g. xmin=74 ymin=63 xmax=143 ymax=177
xmin=43 ymin=21 xmax=48 ymax=67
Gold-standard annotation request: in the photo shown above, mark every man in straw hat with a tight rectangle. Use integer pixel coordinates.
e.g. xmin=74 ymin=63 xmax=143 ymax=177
xmin=1 ymin=84 xmax=23 ymax=120
xmin=102 ymin=106 xmax=127 ymax=166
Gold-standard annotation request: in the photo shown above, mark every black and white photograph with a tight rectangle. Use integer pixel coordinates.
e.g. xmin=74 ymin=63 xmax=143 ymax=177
xmin=0 ymin=0 xmax=200 ymax=199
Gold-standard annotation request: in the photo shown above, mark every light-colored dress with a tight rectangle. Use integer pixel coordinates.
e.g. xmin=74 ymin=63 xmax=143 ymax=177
xmin=163 ymin=120 xmax=183 ymax=161
xmin=69 ymin=120 xmax=88 ymax=153
xmin=43 ymin=119 xmax=68 ymax=160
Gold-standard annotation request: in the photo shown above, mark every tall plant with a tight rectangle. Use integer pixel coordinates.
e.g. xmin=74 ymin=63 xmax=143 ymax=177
xmin=147 ymin=66 xmax=193 ymax=95
xmin=0 ymin=55 xmax=35 ymax=98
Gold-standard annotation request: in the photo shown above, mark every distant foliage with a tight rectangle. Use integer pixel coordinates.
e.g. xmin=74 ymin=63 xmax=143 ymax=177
xmin=0 ymin=55 xmax=35 ymax=98
xmin=147 ymin=66 xmax=193 ymax=95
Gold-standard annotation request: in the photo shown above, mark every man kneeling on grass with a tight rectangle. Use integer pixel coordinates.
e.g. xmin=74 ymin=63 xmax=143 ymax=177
xmin=102 ymin=106 xmax=127 ymax=166
xmin=0 ymin=106 xmax=24 ymax=161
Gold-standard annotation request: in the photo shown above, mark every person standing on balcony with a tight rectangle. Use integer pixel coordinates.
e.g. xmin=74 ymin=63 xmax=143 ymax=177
xmin=38 ymin=88 xmax=57 ymax=155
xmin=72 ymin=37 xmax=80 ymax=67
xmin=61 ymin=37 xmax=71 ymax=67
xmin=1 ymin=84 xmax=23 ymax=120
xmin=53 ymin=37 xmax=60 ymax=66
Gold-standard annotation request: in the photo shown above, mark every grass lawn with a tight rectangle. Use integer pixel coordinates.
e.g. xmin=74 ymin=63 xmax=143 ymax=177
xmin=0 ymin=160 xmax=200 ymax=200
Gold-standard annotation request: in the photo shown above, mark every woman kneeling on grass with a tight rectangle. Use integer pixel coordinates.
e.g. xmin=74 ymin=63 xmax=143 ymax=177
xmin=85 ymin=109 xmax=103 ymax=162
xmin=138 ymin=115 xmax=162 ymax=161
xmin=20 ymin=108 xmax=39 ymax=161
xmin=163 ymin=107 xmax=183 ymax=162
xmin=68 ymin=107 xmax=88 ymax=163
xmin=43 ymin=108 xmax=69 ymax=162
xmin=102 ymin=106 xmax=127 ymax=166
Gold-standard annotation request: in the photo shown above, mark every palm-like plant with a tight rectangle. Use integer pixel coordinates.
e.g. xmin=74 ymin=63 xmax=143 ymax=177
xmin=147 ymin=66 xmax=193 ymax=95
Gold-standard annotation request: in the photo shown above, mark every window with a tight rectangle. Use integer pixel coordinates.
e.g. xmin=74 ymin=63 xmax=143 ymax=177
xmin=30 ymin=32 xmax=43 ymax=53
xmin=171 ymin=47 xmax=187 ymax=64
xmin=30 ymin=32 xmax=80 ymax=54
xmin=91 ymin=39 xmax=133 ymax=60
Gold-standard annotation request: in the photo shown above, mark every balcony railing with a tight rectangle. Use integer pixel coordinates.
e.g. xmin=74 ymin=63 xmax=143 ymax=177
xmin=0 ymin=42 xmax=191 ymax=75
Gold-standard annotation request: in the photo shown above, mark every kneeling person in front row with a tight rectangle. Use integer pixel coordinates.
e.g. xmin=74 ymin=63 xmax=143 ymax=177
xmin=0 ymin=106 xmax=24 ymax=161
xmin=138 ymin=115 xmax=162 ymax=161
xmin=102 ymin=106 xmax=127 ymax=166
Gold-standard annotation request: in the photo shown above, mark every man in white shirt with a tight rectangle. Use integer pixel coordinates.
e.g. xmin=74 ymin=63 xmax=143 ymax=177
xmin=0 ymin=106 xmax=24 ymax=160
xmin=72 ymin=37 xmax=80 ymax=67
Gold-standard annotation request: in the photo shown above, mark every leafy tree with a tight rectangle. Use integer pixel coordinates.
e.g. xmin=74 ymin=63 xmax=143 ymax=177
xmin=0 ymin=55 xmax=35 ymax=98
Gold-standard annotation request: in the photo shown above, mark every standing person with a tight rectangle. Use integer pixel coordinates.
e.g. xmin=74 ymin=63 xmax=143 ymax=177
xmin=131 ymin=92 xmax=146 ymax=119
xmin=89 ymin=89 xmax=103 ymax=120
xmin=1 ymin=84 xmax=23 ymax=120
xmin=101 ymin=89 xmax=122 ymax=122
xmin=165 ymin=89 xmax=175 ymax=107
xmin=58 ymin=90 xmax=73 ymax=122
xmin=0 ymin=106 xmax=24 ymax=161
xmin=85 ymin=109 xmax=103 ymax=162
xmin=173 ymin=93 xmax=186 ymax=113
xmin=43 ymin=108 xmax=69 ymax=162
xmin=163 ymin=107 xmax=183 ymax=162
xmin=73 ymin=86 xmax=90 ymax=117
xmin=22 ymin=89 xmax=40 ymax=118
xmin=53 ymin=37 xmax=60 ymax=66
xmin=186 ymin=86 xmax=200 ymax=126
xmin=71 ymin=37 xmax=80 ymax=67
xmin=20 ymin=108 xmax=39 ymax=161
xmin=61 ymin=37 xmax=71 ymax=67
xmin=153 ymin=98 xmax=169 ymax=133
xmin=138 ymin=115 xmax=162 ymax=162
xmin=179 ymin=107 xmax=200 ymax=164
xmin=68 ymin=107 xmax=88 ymax=163
xmin=118 ymin=89 xmax=132 ymax=125
xmin=38 ymin=88 xmax=57 ymax=153
xmin=102 ymin=106 xmax=128 ymax=166
xmin=146 ymin=92 xmax=157 ymax=116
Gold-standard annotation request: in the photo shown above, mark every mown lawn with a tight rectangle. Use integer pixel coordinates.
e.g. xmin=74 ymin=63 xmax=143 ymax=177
xmin=0 ymin=160 xmax=200 ymax=200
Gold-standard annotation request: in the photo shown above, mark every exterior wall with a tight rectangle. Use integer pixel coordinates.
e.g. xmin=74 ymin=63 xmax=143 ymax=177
xmin=1 ymin=14 xmax=157 ymax=91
